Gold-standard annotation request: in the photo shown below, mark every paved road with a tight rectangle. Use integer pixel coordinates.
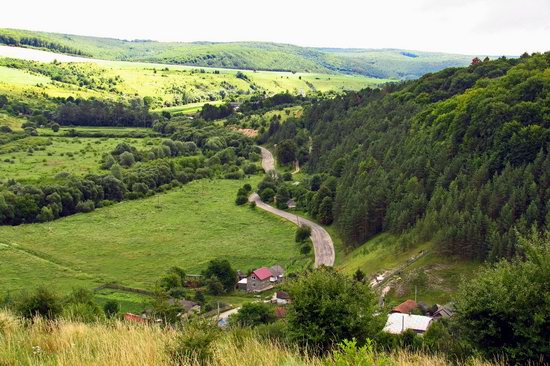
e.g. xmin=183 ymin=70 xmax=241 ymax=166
xmin=250 ymin=147 xmax=335 ymax=267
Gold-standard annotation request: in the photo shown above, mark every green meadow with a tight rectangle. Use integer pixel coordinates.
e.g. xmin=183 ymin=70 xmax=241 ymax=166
xmin=0 ymin=178 xmax=306 ymax=294
xmin=0 ymin=50 xmax=389 ymax=113
xmin=0 ymin=135 xmax=158 ymax=184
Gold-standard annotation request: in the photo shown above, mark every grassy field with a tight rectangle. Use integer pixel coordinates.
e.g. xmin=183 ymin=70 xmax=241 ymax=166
xmin=0 ymin=112 xmax=25 ymax=130
xmin=0 ymin=48 xmax=389 ymax=112
xmin=335 ymin=233 xmax=480 ymax=304
xmin=0 ymin=135 xmax=158 ymax=184
xmin=0 ymin=178 xmax=307 ymax=295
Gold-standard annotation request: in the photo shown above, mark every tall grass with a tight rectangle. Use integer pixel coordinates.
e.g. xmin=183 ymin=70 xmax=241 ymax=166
xmin=0 ymin=310 xmax=497 ymax=366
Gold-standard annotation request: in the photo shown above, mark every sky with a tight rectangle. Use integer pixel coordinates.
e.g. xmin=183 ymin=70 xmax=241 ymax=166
xmin=0 ymin=0 xmax=549 ymax=55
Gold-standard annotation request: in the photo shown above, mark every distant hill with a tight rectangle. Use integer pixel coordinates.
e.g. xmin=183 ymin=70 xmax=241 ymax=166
xmin=0 ymin=28 xmax=477 ymax=79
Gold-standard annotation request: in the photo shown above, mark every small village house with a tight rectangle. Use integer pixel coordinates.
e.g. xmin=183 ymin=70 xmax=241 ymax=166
xmin=246 ymin=265 xmax=285 ymax=292
xmin=167 ymin=298 xmax=201 ymax=317
xmin=391 ymin=299 xmax=418 ymax=314
xmin=383 ymin=313 xmax=433 ymax=334
xmin=247 ymin=267 xmax=274 ymax=292
xmin=237 ymin=277 xmax=248 ymax=290
xmin=271 ymin=290 xmax=291 ymax=305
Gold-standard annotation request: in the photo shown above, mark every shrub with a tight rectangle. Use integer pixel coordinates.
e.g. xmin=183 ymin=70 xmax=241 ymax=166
xmin=300 ymin=242 xmax=312 ymax=255
xmin=206 ymin=278 xmax=224 ymax=295
xmin=295 ymin=225 xmax=312 ymax=243
xmin=454 ymin=231 xmax=550 ymax=363
xmin=103 ymin=300 xmax=120 ymax=318
xmin=259 ymin=188 xmax=275 ymax=202
xmin=168 ymin=319 xmax=220 ymax=364
xmin=234 ymin=302 xmax=276 ymax=327
xmin=119 ymin=151 xmax=135 ymax=167
xmin=15 ymin=286 xmax=62 ymax=319
xmin=235 ymin=194 xmax=248 ymax=206
xmin=76 ymin=200 xmax=95 ymax=213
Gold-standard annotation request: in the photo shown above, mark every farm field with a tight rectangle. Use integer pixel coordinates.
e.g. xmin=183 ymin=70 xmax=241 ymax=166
xmin=0 ymin=135 xmax=158 ymax=184
xmin=0 ymin=178 xmax=306 ymax=294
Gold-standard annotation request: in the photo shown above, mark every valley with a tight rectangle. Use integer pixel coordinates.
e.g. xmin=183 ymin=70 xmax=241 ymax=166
xmin=0 ymin=20 xmax=548 ymax=365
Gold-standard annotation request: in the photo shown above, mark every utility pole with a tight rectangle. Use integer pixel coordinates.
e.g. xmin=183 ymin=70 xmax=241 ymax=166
xmin=414 ymin=285 xmax=417 ymax=303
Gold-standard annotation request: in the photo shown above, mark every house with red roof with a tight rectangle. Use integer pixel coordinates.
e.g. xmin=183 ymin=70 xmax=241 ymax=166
xmin=391 ymin=299 xmax=418 ymax=314
xmin=246 ymin=267 xmax=274 ymax=292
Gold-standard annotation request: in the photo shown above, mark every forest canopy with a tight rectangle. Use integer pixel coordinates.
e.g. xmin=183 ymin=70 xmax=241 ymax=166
xmin=264 ymin=52 xmax=550 ymax=261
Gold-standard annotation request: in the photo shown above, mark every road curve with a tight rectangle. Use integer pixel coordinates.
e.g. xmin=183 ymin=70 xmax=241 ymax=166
xmin=250 ymin=147 xmax=335 ymax=267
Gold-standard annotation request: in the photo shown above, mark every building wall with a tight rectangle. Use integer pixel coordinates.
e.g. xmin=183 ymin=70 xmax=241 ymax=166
xmin=246 ymin=274 xmax=271 ymax=292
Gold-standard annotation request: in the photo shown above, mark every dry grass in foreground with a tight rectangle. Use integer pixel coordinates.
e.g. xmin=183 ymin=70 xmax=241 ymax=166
xmin=0 ymin=310 xmax=497 ymax=366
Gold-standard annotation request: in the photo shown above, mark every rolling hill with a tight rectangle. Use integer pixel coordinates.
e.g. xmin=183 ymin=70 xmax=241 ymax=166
xmin=0 ymin=28 xmax=477 ymax=79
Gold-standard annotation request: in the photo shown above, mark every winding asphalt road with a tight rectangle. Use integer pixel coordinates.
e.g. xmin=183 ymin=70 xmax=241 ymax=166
xmin=249 ymin=147 xmax=335 ymax=267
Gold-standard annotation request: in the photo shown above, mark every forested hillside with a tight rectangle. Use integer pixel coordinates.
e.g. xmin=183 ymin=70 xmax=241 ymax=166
xmin=266 ymin=53 xmax=550 ymax=261
xmin=0 ymin=28 xmax=473 ymax=79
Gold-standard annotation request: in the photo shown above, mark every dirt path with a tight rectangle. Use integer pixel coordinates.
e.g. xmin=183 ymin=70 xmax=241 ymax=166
xmin=250 ymin=147 xmax=335 ymax=267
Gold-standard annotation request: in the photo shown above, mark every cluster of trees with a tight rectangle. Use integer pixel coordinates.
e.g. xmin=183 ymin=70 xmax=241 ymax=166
xmin=1 ymin=286 xmax=119 ymax=322
xmin=235 ymin=183 xmax=252 ymax=205
xmin=55 ymin=97 xmax=154 ymax=127
xmin=255 ymin=173 xmax=334 ymax=224
xmin=239 ymin=92 xmax=301 ymax=113
xmin=199 ymin=103 xmax=234 ymax=121
xmin=0 ymin=33 xmax=88 ymax=56
xmin=265 ymin=52 xmax=550 ymax=260
xmin=0 ymin=154 xmax=205 ymax=225
xmin=0 ymin=58 xmax=121 ymax=92
xmin=295 ymin=225 xmax=312 ymax=254
xmin=202 ymin=259 xmax=237 ymax=295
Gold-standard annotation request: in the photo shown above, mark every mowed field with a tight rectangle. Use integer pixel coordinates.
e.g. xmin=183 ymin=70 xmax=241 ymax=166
xmin=0 ymin=135 xmax=158 ymax=184
xmin=0 ymin=178 xmax=305 ymax=294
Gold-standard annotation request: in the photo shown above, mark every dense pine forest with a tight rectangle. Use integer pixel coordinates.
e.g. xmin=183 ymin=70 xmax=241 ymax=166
xmin=265 ymin=53 xmax=550 ymax=261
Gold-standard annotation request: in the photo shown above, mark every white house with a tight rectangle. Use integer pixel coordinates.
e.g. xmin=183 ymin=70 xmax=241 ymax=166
xmin=383 ymin=313 xmax=433 ymax=334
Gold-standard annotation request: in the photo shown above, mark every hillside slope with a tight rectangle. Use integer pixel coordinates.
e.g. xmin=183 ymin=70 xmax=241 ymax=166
xmin=0 ymin=28 xmax=475 ymax=79
xmin=265 ymin=52 xmax=550 ymax=262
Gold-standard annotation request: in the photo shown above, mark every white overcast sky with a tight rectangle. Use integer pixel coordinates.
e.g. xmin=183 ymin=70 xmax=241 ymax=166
xmin=0 ymin=0 xmax=548 ymax=55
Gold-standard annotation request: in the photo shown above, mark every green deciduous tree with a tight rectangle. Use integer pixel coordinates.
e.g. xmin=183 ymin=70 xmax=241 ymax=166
xmin=454 ymin=231 xmax=550 ymax=363
xmin=234 ymin=302 xmax=276 ymax=327
xmin=287 ymin=268 xmax=380 ymax=353
xmin=203 ymin=259 xmax=237 ymax=293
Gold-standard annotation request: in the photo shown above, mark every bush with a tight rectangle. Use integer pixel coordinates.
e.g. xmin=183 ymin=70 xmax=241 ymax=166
xmin=15 ymin=286 xmax=62 ymax=319
xmin=103 ymin=300 xmax=120 ymax=318
xmin=454 ymin=231 xmax=550 ymax=363
xmin=119 ymin=151 xmax=135 ymax=167
xmin=168 ymin=319 xmax=220 ymax=365
xmin=234 ymin=302 xmax=276 ymax=327
xmin=259 ymin=188 xmax=275 ymax=202
xmin=295 ymin=225 xmax=312 ymax=243
xmin=235 ymin=194 xmax=248 ymax=206
xmin=76 ymin=200 xmax=95 ymax=213
xmin=206 ymin=278 xmax=224 ymax=295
